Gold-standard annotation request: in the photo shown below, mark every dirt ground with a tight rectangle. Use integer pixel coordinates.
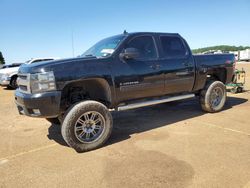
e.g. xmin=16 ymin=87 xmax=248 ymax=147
xmin=0 ymin=63 xmax=250 ymax=188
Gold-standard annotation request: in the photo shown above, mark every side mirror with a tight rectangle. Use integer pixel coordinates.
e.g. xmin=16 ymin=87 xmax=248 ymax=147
xmin=120 ymin=48 xmax=140 ymax=60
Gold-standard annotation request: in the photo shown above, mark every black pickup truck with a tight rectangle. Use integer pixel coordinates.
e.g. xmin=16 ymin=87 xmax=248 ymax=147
xmin=15 ymin=32 xmax=235 ymax=152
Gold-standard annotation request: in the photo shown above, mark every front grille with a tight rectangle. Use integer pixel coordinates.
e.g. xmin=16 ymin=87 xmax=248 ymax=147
xmin=17 ymin=73 xmax=31 ymax=93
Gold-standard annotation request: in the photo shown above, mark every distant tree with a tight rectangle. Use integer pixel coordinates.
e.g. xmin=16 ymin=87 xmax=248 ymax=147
xmin=0 ymin=51 xmax=5 ymax=64
xmin=192 ymin=45 xmax=250 ymax=54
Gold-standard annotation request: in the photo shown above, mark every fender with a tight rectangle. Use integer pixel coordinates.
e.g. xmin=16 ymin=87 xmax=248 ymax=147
xmin=60 ymin=77 xmax=116 ymax=108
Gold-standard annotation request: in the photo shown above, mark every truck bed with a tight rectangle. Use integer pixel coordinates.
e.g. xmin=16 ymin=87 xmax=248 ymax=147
xmin=193 ymin=53 xmax=235 ymax=68
xmin=192 ymin=53 xmax=235 ymax=91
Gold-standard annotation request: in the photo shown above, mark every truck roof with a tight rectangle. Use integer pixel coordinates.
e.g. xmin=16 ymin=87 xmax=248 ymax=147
xmin=124 ymin=32 xmax=180 ymax=36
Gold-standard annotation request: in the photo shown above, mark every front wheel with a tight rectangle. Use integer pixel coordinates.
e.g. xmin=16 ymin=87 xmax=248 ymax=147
xmin=10 ymin=76 xmax=18 ymax=89
xmin=199 ymin=81 xmax=226 ymax=113
xmin=61 ymin=100 xmax=113 ymax=152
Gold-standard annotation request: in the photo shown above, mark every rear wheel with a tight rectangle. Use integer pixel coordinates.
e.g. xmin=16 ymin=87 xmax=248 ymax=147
xmin=61 ymin=100 xmax=113 ymax=152
xmin=200 ymin=81 xmax=226 ymax=113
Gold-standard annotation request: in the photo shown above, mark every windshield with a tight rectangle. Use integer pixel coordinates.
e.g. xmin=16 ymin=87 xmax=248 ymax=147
xmin=81 ymin=35 xmax=125 ymax=58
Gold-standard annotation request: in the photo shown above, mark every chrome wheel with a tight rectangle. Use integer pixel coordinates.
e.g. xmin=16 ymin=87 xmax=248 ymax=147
xmin=74 ymin=111 xmax=105 ymax=143
xmin=200 ymin=81 xmax=226 ymax=113
xmin=210 ymin=87 xmax=223 ymax=108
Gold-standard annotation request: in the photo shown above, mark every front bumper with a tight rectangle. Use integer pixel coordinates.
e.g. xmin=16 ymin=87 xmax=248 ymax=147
xmin=15 ymin=89 xmax=61 ymax=118
xmin=0 ymin=76 xmax=10 ymax=86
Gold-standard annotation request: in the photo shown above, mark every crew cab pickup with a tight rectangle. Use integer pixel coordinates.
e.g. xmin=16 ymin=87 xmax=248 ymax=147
xmin=15 ymin=32 xmax=235 ymax=152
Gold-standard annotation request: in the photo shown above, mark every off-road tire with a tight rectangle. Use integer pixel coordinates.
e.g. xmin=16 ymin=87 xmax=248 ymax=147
xmin=200 ymin=81 xmax=226 ymax=113
xmin=61 ymin=100 xmax=113 ymax=152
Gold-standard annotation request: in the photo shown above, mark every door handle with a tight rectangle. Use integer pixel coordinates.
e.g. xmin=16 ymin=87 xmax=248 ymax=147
xmin=182 ymin=62 xmax=189 ymax=66
xmin=182 ymin=62 xmax=193 ymax=67
xmin=155 ymin=65 xmax=161 ymax=69
xmin=150 ymin=64 xmax=161 ymax=70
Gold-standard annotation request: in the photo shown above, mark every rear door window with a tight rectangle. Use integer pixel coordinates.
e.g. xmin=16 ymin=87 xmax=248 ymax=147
xmin=160 ymin=36 xmax=187 ymax=58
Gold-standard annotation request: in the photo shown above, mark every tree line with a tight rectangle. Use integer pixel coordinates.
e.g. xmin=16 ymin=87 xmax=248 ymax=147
xmin=0 ymin=51 xmax=5 ymax=64
xmin=192 ymin=45 xmax=250 ymax=54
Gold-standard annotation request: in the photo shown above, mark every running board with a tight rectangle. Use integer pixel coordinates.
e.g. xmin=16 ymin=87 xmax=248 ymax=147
xmin=117 ymin=94 xmax=195 ymax=111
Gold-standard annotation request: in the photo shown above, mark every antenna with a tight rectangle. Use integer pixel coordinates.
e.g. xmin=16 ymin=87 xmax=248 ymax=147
xmin=123 ymin=30 xmax=128 ymax=34
xmin=71 ymin=28 xmax=75 ymax=57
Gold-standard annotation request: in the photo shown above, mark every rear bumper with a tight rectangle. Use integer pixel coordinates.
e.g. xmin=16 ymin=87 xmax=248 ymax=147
xmin=15 ymin=89 xmax=61 ymax=118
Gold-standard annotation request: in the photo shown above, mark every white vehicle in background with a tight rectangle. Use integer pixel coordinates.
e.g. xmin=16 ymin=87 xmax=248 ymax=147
xmin=0 ymin=63 xmax=23 ymax=70
xmin=239 ymin=49 xmax=250 ymax=61
xmin=0 ymin=58 xmax=59 ymax=89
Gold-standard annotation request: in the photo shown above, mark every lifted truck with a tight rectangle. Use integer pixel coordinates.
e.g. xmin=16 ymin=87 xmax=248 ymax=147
xmin=15 ymin=32 xmax=235 ymax=152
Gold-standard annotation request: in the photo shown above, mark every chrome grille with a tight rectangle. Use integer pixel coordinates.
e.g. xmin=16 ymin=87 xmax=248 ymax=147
xmin=17 ymin=73 xmax=31 ymax=93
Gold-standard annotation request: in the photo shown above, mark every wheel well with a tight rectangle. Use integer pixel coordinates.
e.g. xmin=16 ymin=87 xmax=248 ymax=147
xmin=61 ymin=78 xmax=112 ymax=110
xmin=10 ymin=75 xmax=18 ymax=87
xmin=207 ymin=68 xmax=227 ymax=83
xmin=10 ymin=74 xmax=17 ymax=81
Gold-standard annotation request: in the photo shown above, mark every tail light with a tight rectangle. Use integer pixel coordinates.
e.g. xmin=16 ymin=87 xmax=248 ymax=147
xmin=225 ymin=58 xmax=236 ymax=71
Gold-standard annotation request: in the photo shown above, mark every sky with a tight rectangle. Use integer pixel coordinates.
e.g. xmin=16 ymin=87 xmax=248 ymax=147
xmin=0 ymin=0 xmax=249 ymax=64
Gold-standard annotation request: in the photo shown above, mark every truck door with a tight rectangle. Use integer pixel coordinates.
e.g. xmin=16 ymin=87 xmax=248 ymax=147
xmin=157 ymin=35 xmax=195 ymax=94
xmin=113 ymin=35 xmax=164 ymax=103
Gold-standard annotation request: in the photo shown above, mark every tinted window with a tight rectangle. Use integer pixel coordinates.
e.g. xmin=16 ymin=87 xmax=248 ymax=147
xmin=1 ymin=64 xmax=21 ymax=68
xmin=160 ymin=36 xmax=186 ymax=58
xmin=10 ymin=64 xmax=22 ymax=67
xmin=127 ymin=36 xmax=157 ymax=59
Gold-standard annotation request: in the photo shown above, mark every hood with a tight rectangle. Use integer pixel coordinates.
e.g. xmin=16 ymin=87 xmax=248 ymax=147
xmin=18 ymin=56 xmax=98 ymax=74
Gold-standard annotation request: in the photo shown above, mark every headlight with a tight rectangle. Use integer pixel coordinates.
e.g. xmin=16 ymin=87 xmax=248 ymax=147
xmin=30 ymin=71 xmax=56 ymax=93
